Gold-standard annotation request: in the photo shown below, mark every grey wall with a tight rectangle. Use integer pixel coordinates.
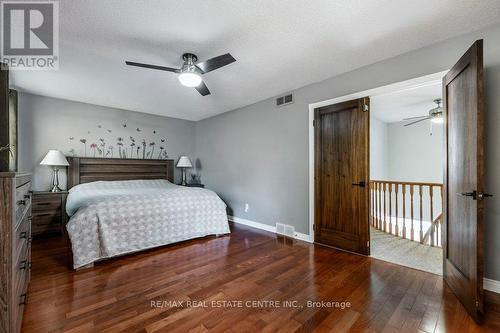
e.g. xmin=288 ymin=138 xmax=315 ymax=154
xmin=18 ymin=93 xmax=195 ymax=190
xmin=195 ymin=23 xmax=500 ymax=280
xmin=370 ymin=115 xmax=388 ymax=180
xmin=387 ymin=120 xmax=444 ymax=183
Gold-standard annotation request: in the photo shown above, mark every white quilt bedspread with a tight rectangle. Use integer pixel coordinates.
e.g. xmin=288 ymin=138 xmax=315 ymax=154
xmin=66 ymin=179 xmax=230 ymax=268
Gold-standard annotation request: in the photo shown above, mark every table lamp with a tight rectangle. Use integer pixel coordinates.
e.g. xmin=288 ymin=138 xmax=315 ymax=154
xmin=40 ymin=150 xmax=69 ymax=192
xmin=176 ymin=156 xmax=192 ymax=186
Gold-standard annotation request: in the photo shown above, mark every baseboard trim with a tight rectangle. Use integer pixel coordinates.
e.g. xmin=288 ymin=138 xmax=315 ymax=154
xmin=228 ymin=215 xmax=313 ymax=243
xmin=484 ymin=278 xmax=500 ymax=294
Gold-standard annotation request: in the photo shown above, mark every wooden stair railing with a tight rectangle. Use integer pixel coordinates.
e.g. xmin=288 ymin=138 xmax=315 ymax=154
xmin=421 ymin=213 xmax=443 ymax=247
xmin=369 ymin=180 xmax=443 ymax=247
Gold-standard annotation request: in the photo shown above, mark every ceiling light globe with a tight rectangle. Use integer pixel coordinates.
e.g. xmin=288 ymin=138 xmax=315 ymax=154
xmin=431 ymin=117 xmax=444 ymax=124
xmin=178 ymin=72 xmax=202 ymax=87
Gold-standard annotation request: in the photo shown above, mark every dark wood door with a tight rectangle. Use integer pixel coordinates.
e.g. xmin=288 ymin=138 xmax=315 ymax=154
xmin=443 ymin=40 xmax=486 ymax=323
xmin=314 ymin=97 xmax=370 ymax=255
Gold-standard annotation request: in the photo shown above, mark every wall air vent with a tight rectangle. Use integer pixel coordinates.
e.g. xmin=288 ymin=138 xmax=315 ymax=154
xmin=276 ymin=93 xmax=294 ymax=107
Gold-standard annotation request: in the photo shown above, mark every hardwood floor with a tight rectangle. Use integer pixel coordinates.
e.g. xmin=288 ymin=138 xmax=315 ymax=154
xmin=22 ymin=222 xmax=499 ymax=332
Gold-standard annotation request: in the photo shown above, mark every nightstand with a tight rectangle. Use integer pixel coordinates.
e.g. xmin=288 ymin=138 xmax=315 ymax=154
xmin=31 ymin=191 xmax=68 ymax=237
xmin=186 ymin=183 xmax=205 ymax=188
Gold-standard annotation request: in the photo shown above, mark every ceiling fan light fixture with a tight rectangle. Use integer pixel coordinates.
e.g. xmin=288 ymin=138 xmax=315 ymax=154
xmin=178 ymin=72 xmax=202 ymax=87
xmin=431 ymin=116 xmax=444 ymax=124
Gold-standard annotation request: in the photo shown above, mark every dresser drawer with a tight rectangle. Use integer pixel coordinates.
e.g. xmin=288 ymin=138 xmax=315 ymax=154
xmin=14 ymin=257 xmax=30 ymax=333
xmin=32 ymin=211 xmax=61 ymax=222
xmin=32 ymin=211 xmax=62 ymax=236
xmin=31 ymin=191 xmax=67 ymax=238
xmin=15 ymin=181 xmax=31 ymax=224
xmin=14 ymin=242 xmax=30 ymax=298
xmin=32 ymin=194 xmax=62 ymax=212
xmin=14 ymin=213 xmax=31 ymax=264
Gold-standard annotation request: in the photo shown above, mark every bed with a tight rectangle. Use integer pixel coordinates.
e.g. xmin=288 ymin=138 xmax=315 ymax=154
xmin=65 ymin=157 xmax=230 ymax=269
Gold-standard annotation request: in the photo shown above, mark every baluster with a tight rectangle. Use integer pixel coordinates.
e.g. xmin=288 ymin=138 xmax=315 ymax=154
xmin=376 ymin=183 xmax=378 ymax=228
xmin=378 ymin=183 xmax=382 ymax=230
xmin=439 ymin=185 xmax=443 ymax=247
xmin=395 ymin=183 xmax=399 ymax=237
xmin=436 ymin=221 xmax=439 ymax=247
xmin=429 ymin=186 xmax=434 ymax=246
xmin=402 ymin=184 xmax=406 ymax=239
xmin=370 ymin=182 xmax=374 ymax=226
xmin=383 ymin=183 xmax=387 ymax=232
xmin=369 ymin=182 xmax=372 ymax=226
xmin=410 ymin=184 xmax=414 ymax=241
xmin=373 ymin=182 xmax=377 ymax=228
xmin=419 ymin=184 xmax=423 ymax=243
xmin=373 ymin=182 xmax=376 ymax=228
xmin=388 ymin=183 xmax=392 ymax=235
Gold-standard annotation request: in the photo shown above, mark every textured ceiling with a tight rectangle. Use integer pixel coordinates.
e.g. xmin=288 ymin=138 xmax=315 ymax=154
xmin=371 ymin=82 xmax=442 ymax=123
xmin=10 ymin=0 xmax=500 ymax=121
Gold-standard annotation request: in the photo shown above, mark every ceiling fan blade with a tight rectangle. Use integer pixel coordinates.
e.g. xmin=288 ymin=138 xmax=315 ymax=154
xmin=404 ymin=117 xmax=430 ymax=127
xmin=402 ymin=115 xmax=429 ymax=121
xmin=196 ymin=53 xmax=236 ymax=74
xmin=195 ymin=80 xmax=211 ymax=96
xmin=125 ymin=61 xmax=180 ymax=73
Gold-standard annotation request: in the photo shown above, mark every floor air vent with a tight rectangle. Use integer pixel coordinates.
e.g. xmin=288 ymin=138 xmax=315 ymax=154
xmin=276 ymin=93 xmax=293 ymax=107
xmin=276 ymin=223 xmax=295 ymax=237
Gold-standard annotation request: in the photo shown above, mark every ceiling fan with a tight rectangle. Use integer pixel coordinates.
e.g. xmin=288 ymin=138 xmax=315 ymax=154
xmin=403 ymin=98 xmax=444 ymax=127
xmin=125 ymin=53 xmax=236 ymax=96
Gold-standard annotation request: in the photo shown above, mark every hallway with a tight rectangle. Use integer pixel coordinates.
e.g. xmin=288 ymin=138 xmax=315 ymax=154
xmin=371 ymin=227 xmax=443 ymax=275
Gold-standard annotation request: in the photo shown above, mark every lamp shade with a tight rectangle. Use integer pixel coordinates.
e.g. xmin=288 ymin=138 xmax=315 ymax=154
xmin=40 ymin=150 xmax=69 ymax=166
xmin=176 ymin=156 xmax=192 ymax=168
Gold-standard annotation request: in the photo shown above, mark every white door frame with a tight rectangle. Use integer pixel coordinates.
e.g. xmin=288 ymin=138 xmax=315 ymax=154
xmin=307 ymin=71 xmax=447 ymax=242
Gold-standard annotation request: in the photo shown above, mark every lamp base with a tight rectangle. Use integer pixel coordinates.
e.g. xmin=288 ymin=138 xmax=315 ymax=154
xmin=180 ymin=168 xmax=188 ymax=186
xmin=49 ymin=167 xmax=64 ymax=192
xmin=50 ymin=184 xmax=63 ymax=192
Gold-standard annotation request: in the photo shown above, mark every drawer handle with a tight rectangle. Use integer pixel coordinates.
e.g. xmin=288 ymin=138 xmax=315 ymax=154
xmin=19 ymin=231 xmax=27 ymax=239
xmin=19 ymin=260 xmax=27 ymax=270
xmin=19 ymin=293 xmax=27 ymax=306
xmin=17 ymin=200 xmax=26 ymax=206
xmin=36 ymin=202 xmax=51 ymax=206
xmin=37 ymin=213 xmax=52 ymax=217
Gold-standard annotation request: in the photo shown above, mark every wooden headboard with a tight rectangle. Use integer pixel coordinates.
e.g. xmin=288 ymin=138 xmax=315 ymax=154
xmin=67 ymin=157 xmax=175 ymax=189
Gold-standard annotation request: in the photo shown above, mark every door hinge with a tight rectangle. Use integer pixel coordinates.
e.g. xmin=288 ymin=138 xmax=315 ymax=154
xmin=367 ymin=241 xmax=370 ymax=248
xmin=476 ymin=300 xmax=479 ymax=308
xmin=313 ymin=224 xmax=315 ymax=231
xmin=363 ymin=104 xmax=369 ymax=112
xmin=313 ymin=119 xmax=316 ymax=127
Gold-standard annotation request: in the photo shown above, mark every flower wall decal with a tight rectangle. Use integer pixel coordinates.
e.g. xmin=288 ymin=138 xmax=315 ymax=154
xmin=66 ymin=121 xmax=169 ymax=160
xmin=90 ymin=143 xmax=97 ymax=157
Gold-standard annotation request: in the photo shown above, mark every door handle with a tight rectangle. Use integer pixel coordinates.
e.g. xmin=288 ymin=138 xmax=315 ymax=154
xmin=459 ymin=191 xmax=494 ymax=200
xmin=477 ymin=192 xmax=493 ymax=200
xmin=352 ymin=181 xmax=366 ymax=187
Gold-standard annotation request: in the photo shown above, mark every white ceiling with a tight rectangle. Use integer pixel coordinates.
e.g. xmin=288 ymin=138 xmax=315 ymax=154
xmin=10 ymin=0 xmax=500 ymax=121
xmin=371 ymin=82 xmax=442 ymax=123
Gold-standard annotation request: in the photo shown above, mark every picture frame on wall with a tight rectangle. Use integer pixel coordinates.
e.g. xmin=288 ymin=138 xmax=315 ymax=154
xmin=8 ymin=89 xmax=18 ymax=171
xmin=0 ymin=65 xmax=18 ymax=172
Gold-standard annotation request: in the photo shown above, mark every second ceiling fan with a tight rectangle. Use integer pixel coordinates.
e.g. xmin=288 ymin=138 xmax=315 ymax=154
xmin=125 ymin=53 xmax=236 ymax=96
xmin=403 ymin=98 xmax=444 ymax=126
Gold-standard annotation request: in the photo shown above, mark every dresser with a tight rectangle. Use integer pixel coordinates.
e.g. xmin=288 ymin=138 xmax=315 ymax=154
xmin=0 ymin=173 xmax=32 ymax=333
xmin=32 ymin=191 xmax=68 ymax=237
